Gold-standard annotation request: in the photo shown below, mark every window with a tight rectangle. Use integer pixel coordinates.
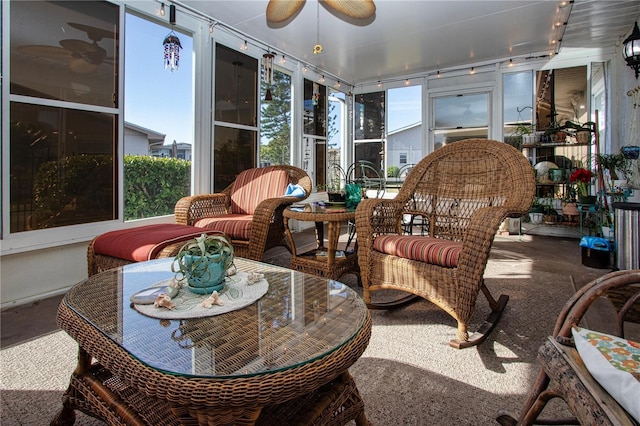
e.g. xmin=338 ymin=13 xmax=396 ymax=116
xmin=260 ymin=69 xmax=292 ymax=166
xmin=8 ymin=0 xmax=119 ymax=233
xmin=213 ymin=44 xmax=258 ymax=192
xmin=387 ymin=85 xmax=422 ymax=173
xmin=354 ymin=91 xmax=385 ymax=176
xmin=503 ymin=71 xmax=534 ymax=149
xmin=433 ymin=92 xmax=489 ymax=149
xmin=302 ymin=79 xmax=327 ymax=189
xmin=124 ymin=12 xmax=193 ymax=221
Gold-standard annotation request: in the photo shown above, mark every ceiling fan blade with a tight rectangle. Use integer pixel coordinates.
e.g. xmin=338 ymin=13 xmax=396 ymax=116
xmin=323 ymin=0 xmax=375 ymax=19
xmin=59 ymin=39 xmax=97 ymax=54
xmin=266 ymin=0 xmax=305 ymax=23
xmin=17 ymin=45 xmax=73 ymax=61
xmin=67 ymin=22 xmax=115 ymax=42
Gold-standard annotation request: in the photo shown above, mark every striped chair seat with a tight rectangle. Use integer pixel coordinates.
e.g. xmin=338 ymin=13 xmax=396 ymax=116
xmin=194 ymin=214 xmax=253 ymax=240
xmin=373 ymin=235 xmax=462 ymax=268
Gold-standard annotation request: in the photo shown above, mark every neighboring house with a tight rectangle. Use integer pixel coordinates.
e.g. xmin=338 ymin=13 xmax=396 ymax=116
xmin=150 ymin=141 xmax=193 ymax=161
xmin=386 ymin=122 xmax=422 ymax=170
xmin=124 ymin=121 xmax=192 ymax=160
xmin=124 ymin=121 xmax=165 ymax=156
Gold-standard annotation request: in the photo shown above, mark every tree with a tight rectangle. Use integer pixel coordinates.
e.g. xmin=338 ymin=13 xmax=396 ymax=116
xmin=260 ymin=71 xmax=291 ymax=165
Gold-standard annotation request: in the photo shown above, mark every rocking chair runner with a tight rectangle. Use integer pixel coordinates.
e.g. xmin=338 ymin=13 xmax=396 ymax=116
xmin=354 ymin=139 xmax=536 ymax=348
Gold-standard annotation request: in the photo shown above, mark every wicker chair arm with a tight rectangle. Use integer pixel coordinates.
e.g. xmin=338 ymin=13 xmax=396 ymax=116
xmin=174 ymin=193 xmax=230 ymax=225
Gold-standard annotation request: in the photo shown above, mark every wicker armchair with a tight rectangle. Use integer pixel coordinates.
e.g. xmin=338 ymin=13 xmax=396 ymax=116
xmin=175 ymin=165 xmax=311 ymax=261
xmin=354 ymin=139 xmax=536 ymax=348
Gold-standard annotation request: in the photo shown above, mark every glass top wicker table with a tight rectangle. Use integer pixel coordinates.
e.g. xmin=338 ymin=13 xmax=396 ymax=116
xmin=52 ymin=257 xmax=371 ymax=426
xmin=283 ymin=204 xmax=359 ymax=281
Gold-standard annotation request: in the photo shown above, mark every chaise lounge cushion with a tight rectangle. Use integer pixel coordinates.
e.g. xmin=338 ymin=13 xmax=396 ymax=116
xmin=373 ymin=235 xmax=462 ymax=268
xmin=92 ymin=223 xmax=219 ymax=262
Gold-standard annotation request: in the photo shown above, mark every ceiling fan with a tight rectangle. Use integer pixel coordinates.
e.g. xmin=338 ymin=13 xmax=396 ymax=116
xmin=266 ymin=0 xmax=376 ymax=24
xmin=17 ymin=22 xmax=115 ymax=74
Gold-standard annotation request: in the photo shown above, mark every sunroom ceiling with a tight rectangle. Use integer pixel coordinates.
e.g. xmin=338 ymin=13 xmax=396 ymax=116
xmin=182 ymin=0 xmax=640 ymax=84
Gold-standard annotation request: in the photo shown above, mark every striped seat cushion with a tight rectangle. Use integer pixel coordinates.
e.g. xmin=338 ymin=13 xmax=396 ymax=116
xmin=373 ymin=235 xmax=462 ymax=268
xmin=230 ymin=168 xmax=290 ymax=214
xmin=194 ymin=214 xmax=253 ymax=240
xmin=92 ymin=224 xmax=223 ymax=262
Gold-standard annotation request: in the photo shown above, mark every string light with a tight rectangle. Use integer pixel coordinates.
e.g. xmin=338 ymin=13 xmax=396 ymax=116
xmin=404 ymin=79 xmax=410 ymax=85
xmin=320 ymin=75 xmax=325 ymax=83
xmin=209 ymin=21 xmax=215 ymax=34
xmin=436 ymin=70 xmax=440 ymax=78
xmin=241 ymin=40 xmax=248 ymax=50
xmin=159 ymin=3 xmax=165 ymax=16
xmin=509 ymin=59 xmax=513 ymax=67
xmin=377 ymin=80 xmax=382 ymax=87
xmin=280 ymin=54 xmax=286 ymax=64
xmin=470 ymin=67 xmax=475 ymax=74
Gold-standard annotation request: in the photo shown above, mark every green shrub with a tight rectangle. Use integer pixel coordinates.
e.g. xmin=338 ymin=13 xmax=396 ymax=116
xmin=124 ymin=155 xmax=190 ymax=220
xmin=387 ymin=165 xmax=399 ymax=178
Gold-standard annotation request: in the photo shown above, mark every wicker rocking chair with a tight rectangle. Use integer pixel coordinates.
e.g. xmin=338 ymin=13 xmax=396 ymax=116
xmin=175 ymin=165 xmax=311 ymax=261
xmin=354 ymin=139 xmax=536 ymax=348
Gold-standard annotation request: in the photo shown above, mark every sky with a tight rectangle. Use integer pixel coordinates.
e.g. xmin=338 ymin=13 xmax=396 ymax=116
xmin=124 ymin=14 xmax=422 ymax=147
xmin=125 ymin=14 xmax=194 ymax=146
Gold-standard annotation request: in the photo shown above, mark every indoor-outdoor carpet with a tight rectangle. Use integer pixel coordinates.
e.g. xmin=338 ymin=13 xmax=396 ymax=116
xmin=1 ymin=243 xmax=584 ymax=425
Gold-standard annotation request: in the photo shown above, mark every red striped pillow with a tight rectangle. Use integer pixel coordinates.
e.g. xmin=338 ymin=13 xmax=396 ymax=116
xmin=230 ymin=168 xmax=289 ymax=214
xmin=373 ymin=235 xmax=462 ymax=268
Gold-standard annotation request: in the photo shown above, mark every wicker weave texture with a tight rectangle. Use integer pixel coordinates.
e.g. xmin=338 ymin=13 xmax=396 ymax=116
xmin=174 ymin=165 xmax=312 ymax=261
xmin=355 ymin=139 xmax=536 ymax=344
xmin=500 ymin=270 xmax=640 ymax=425
xmin=54 ymin=258 xmax=371 ymax=425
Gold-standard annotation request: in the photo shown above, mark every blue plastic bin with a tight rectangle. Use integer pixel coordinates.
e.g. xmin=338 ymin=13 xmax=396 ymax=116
xmin=579 ymin=236 xmax=610 ymax=269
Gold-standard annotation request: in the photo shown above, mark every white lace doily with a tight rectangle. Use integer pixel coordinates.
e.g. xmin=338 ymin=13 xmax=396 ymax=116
xmin=133 ymin=271 xmax=268 ymax=319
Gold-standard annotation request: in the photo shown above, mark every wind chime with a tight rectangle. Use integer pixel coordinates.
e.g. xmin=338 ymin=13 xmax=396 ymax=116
xmin=163 ymin=4 xmax=182 ymax=72
xmin=263 ymin=52 xmax=275 ymax=101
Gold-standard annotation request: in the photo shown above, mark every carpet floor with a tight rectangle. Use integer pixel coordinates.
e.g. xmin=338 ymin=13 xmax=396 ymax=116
xmin=1 ymin=233 xmax=615 ymax=425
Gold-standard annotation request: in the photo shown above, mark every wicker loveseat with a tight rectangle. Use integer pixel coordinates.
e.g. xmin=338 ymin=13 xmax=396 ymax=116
xmin=175 ymin=165 xmax=312 ymax=261
xmin=354 ymin=138 xmax=536 ymax=348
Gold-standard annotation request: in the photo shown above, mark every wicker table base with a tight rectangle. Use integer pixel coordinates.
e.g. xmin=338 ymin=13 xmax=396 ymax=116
xmin=52 ymin=258 xmax=371 ymax=426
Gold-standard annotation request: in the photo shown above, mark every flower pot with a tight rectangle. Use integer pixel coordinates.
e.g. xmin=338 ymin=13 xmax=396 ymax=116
xmin=579 ymin=195 xmax=597 ymax=205
xmin=529 ymin=212 xmax=543 ymax=224
xmin=182 ymin=254 xmax=228 ymax=294
xmin=562 ymin=202 xmax=579 ymax=216
xmin=575 ymin=130 xmax=591 ymax=144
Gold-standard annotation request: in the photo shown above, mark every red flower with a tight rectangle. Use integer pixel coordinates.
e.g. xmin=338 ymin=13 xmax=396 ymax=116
xmin=569 ymin=168 xmax=593 ymax=183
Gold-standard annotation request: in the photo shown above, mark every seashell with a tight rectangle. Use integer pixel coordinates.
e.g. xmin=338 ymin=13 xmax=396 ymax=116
xmin=153 ymin=293 xmax=176 ymax=310
xmin=227 ymin=265 xmax=237 ymax=276
xmin=169 ymin=278 xmax=183 ymax=289
xmin=201 ymin=291 xmax=224 ymax=308
xmin=247 ymin=272 xmax=264 ymax=285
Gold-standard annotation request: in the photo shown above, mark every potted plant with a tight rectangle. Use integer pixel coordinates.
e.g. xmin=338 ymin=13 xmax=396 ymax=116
xmin=596 ymin=152 xmax=628 ymax=181
xmin=172 ymin=233 xmax=234 ymax=294
xmin=569 ymin=167 xmax=595 ymax=204
xmin=562 ymin=120 xmax=595 ymax=143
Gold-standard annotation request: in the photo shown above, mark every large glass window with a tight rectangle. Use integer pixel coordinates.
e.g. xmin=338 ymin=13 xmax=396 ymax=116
xmin=503 ymin=71 xmax=534 ymax=150
xmin=433 ymin=93 xmax=489 ymax=149
xmin=354 ymin=91 xmax=385 ymax=176
xmin=123 ymin=12 xmax=193 ymax=221
xmin=260 ymin=69 xmax=291 ymax=166
xmin=302 ymin=79 xmax=327 ymax=189
xmin=387 ymin=85 xmax=422 ymax=176
xmin=214 ymin=44 xmax=258 ymax=192
xmin=9 ymin=0 xmax=119 ymax=233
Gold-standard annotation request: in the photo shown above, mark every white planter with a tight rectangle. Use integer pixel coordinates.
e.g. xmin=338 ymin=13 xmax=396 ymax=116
xmin=529 ymin=212 xmax=543 ymax=224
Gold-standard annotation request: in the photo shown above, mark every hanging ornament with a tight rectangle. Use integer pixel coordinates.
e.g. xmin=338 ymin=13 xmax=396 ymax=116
xmin=263 ymin=52 xmax=275 ymax=101
xmin=313 ymin=1 xmax=323 ymax=55
xmin=163 ymin=5 xmax=182 ymax=72
xmin=262 ymin=52 xmax=275 ymax=85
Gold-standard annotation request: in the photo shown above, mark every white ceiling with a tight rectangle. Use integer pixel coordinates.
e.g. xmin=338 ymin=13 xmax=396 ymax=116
xmin=181 ymin=0 xmax=640 ymax=84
